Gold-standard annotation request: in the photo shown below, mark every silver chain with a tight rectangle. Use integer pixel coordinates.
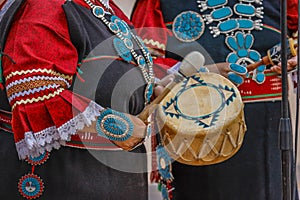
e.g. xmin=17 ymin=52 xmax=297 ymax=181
xmin=83 ymin=0 xmax=155 ymax=104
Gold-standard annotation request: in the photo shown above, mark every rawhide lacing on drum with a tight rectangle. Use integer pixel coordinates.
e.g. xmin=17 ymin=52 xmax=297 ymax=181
xmin=156 ymin=73 xmax=247 ymax=166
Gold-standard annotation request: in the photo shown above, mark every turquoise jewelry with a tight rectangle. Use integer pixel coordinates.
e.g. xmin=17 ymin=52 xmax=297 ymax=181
xmin=18 ymin=174 xmax=44 ymax=199
xmin=98 ymin=0 xmax=112 ymax=13
xmin=156 ymin=144 xmax=174 ymax=200
xmin=18 ymin=151 xmax=49 ymax=199
xmin=96 ymin=109 xmax=134 ymax=141
xmin=169 ymin=0 xmax=266 ymax=84
xmin=195 ymin=0 xmax=265 ymax=84
xmin=172 ymin=11 xmax=205 ymax=42
xmin=84 ymin=0 xmax=155 ymax=104
xmin=156 ymin=145 xmax=173 ymax=181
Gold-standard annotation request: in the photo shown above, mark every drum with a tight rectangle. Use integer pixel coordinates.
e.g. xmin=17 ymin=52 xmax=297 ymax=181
xmin=155 ymin=72 xmax=247 ymax=166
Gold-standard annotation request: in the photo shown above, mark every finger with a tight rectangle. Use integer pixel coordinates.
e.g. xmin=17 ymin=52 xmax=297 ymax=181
xmin=112 ymin=136 xmax=143 ymax=151
xmin=154 ymin=85 xmax=165 ymax=97
xmin=274 ymin=56 xmax=297 ymax=71
xmin=288 ymin=57 xmax=297 ymax=69
xmin=158 ymin=74 xmax=175 ymax=87
xmin=130 ymin=115 xmax=147 ymax=138
xmin=272 ymin=59 xmax=297 ymax=73
xmin=270 ymin=65 xmax=281 ymax=73
xmin=289 ymin=56 xmax=297 ymax=63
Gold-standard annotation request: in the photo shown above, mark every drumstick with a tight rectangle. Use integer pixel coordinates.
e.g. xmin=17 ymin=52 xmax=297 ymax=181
xmin=247 ymin=38 xmax=297 ymax=71
xmin=139 ymin=51 xmax=205 ymax=122
xmin=246 ymin=56 xmax=272 ymax=71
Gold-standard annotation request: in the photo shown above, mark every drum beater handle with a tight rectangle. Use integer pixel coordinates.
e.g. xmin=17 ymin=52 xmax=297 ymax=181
xmin=138 ymin=76 xmax=183 ymax=122
xmin=138 ymin=51 xmax=205 ymax=122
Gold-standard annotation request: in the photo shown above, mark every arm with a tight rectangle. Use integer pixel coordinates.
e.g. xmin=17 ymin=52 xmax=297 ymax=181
xmin=3 ymin=0 xmax=146 ymax=159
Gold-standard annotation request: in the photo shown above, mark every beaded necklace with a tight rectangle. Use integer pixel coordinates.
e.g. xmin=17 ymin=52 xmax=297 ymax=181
xmin=98 ymin=0 xmax=111 ymax=12
xmin=84 ymin=0 xmax=155 ymax=105
xmin=198 ymin=0 xmax=265 ymax=83
xmin=172 ymin=0 xmax=265 ymax=84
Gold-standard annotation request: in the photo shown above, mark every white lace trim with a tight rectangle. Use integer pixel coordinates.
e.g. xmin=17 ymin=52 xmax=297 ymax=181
xmin=15 ymin=101 xmax=104 ymax=159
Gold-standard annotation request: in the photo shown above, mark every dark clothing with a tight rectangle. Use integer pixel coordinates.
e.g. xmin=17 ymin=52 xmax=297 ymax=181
xmin=0 ymin=0 xmax=149 ymax=199
xmin=158 ymin=0 xmax=295 ymax=199
xmin=0 ymin=132 xmax=148 ymax=200
xmin=172 ymin=102 xmax=283 ymax=200
xmin=131 ymin=0 xmax=298 ymax=199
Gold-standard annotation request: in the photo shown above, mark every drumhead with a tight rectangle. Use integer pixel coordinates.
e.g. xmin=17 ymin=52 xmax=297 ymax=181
xmin=155 ymin=72 xmax=246 ymax=166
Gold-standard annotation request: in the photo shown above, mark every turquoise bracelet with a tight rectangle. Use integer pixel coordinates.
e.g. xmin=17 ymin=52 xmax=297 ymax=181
xmin=96 ymin=109 xmax=134 ymax=141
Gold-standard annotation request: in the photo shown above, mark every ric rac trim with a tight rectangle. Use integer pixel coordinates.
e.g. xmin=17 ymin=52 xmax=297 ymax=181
xmin=142 ymin=38 xmax=166 ymax=51
xmin=11 ymin=88 xmax=65 ymax=110
xmin=5 ymin=68 xmax=74 ymax=110
xmin=5 ymin=68 xmax=73 ymax=81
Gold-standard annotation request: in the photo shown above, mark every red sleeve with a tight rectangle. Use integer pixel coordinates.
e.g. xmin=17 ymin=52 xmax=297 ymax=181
xmin=131 ymin=0 xmax=171 ymax=57
xmin=131 ymin=0 xmax=179 ymax=78
xmin=287 ymin=0 xmax=298 ymax=32
xmin=3 ymin=0 xmax=103 ymax=159
xmin=153 ymin=57 xmax=178 ymax=79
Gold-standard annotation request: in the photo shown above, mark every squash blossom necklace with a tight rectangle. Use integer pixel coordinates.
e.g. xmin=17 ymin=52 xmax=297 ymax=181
xmin=172 ymin=0 xmax=265 ymax=84
xmin=84 ymin=0 xmax=155 ymax=105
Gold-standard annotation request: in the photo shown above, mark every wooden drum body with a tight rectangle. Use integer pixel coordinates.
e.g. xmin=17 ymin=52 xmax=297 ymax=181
xmin=155 ymin=72 xmax=247 ymax=166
